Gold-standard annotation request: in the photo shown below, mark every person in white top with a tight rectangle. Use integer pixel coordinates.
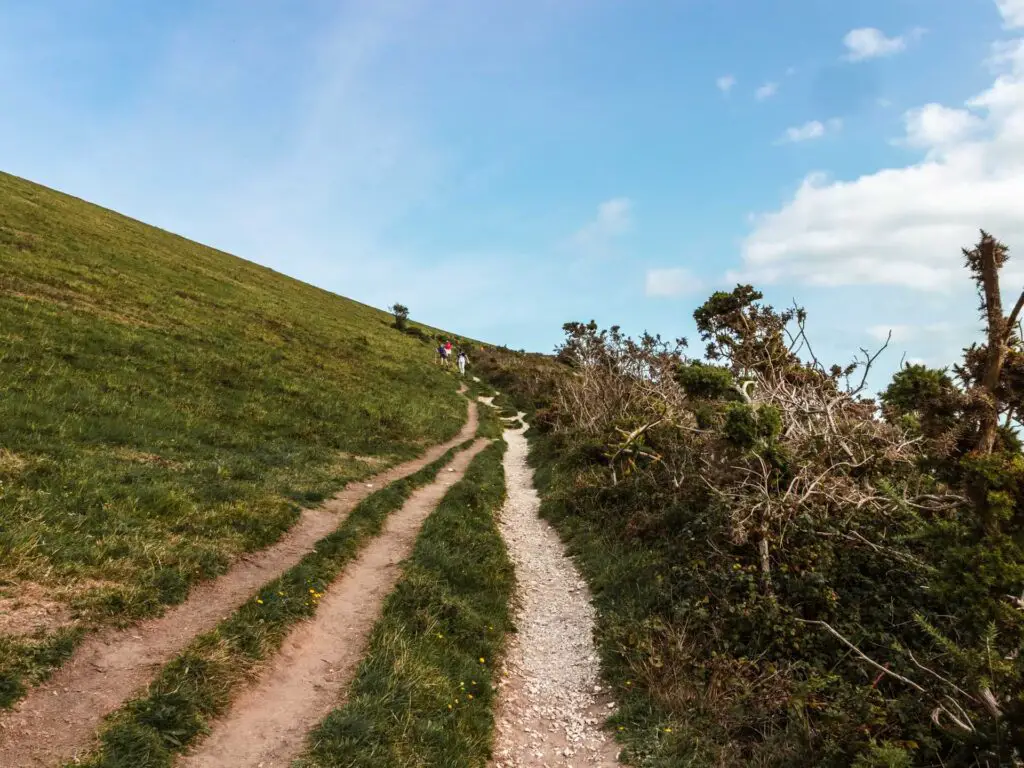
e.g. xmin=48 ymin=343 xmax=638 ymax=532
xmin=457 ymin=349 xmax=468 ymax=375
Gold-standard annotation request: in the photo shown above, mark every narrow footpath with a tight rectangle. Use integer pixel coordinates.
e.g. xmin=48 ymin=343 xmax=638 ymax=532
xmin=490 ymin=414 xmax=621 ymax=767
xmin=0 ymin=393 xmax=477 ymax=768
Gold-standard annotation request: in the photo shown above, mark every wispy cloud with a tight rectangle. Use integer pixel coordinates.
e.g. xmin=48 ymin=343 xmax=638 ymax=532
xmin=867 ymin=322 xmax=952 ymax=343
xmin=716 ymin=74 xmax=736 ymax=94
xmin=842 ymin=27 xmax=917 ymax=61
xmin=778 ymin=118 xmax=841 ymax=143
xmin=570 ymin=197 xmax=634 ymax=258
xmin=755 ymin=81 xmax=779 ymax=101
xmin=645 ymin=268 xmax=702 ymax=297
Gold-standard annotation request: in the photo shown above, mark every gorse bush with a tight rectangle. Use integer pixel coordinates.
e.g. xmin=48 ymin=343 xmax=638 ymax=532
xmin=511 ymin=232 xmax=1024 ymax=766
xmin=390 ymin=303 xmax=410 ymax=331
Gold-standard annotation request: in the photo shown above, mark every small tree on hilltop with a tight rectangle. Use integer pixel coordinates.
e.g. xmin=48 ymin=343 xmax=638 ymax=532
xmin=390 ymin=303 xmax=409 ymax=331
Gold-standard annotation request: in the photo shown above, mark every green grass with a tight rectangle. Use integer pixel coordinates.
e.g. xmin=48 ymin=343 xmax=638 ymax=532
xmin=475 ymin=400 xmax=506 ymax=442
xmin=296 ymin=441 xmax=514 ymax=768
xmin=0 ymin=171 xmax=469 ymax=705
xmin=69 ymin=441 xmax=473 ymax=768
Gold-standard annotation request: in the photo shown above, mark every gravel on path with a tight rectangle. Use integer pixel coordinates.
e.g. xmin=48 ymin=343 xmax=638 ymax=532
xmin=491 ymin=416 xmax=621 ymax=768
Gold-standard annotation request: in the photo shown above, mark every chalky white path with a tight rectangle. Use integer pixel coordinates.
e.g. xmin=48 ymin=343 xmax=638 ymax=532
xmin=491 ymin=416 xmax=621 ymax=767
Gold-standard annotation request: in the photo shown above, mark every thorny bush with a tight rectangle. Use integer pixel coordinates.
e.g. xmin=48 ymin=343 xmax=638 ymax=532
xmin=538 ymin=234 xmax=1024 ymax=766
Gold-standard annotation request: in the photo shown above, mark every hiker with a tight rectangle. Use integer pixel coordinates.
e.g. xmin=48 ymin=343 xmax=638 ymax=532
xmin=457 ymin=349 xmax=468 ymax=375
xmin=436 ymin=343 xmax=445 ymax=365
xmin=443 ymin=340 xmax=453 ymax=367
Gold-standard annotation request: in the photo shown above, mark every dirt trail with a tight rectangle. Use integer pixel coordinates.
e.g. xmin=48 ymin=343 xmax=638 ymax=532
xmin=0 ymin=394 xmax=477 ymax=768
xmin=492 ymin=416 xmax=621 ymax=767
xmin=179 ymin=437 xmax=492 ymax=768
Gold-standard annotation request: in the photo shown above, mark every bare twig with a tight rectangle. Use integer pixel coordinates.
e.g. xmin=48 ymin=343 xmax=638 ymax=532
xmin=796 ymin=619 xmax=925 ymax=693
xmin=849 ymin=330 xmax=891 ymax=396
xmin=906 ymin=650 xmax=978 ymax=704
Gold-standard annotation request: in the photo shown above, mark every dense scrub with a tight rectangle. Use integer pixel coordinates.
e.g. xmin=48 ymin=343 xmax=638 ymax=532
xmin=499 ymin=233 xmax=1024 ymax=766
xmin=0 ymin=172 xmax=466 ymax=705
xmin=471 ymin=344 xmax=566 ymax=421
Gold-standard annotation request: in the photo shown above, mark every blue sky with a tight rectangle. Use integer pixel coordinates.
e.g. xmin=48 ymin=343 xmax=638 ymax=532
xmin=3 ymin=0 xmax=1024 ymax=389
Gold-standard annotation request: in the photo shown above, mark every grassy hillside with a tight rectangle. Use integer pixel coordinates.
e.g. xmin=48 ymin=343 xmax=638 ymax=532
xmin=0 ymin=171 xmax=467 ymax=704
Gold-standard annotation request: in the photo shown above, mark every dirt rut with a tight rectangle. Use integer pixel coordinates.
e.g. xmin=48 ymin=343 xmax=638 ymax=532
xmin=0 ymin=394 xmax=477 ymax=768
xmin=178 ymin=437 xmax=492 ymax=768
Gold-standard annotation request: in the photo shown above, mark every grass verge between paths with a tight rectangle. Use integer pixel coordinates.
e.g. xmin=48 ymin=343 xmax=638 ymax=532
xmin=68 ymin=441 xmax=474 ymax=768
xmin=296 ymin=440 xmax=514 ymax=768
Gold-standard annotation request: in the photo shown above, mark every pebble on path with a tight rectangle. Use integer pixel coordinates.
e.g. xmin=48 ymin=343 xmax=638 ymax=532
xmin=491 ymin=415 xmax=621 ymax=767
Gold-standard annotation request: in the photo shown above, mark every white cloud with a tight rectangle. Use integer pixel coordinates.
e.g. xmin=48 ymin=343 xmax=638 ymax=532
xmin=594 ymin=197 xmax=633 ymax=235
xmin=997 ymin=0 xmax=1024 ymax=28
xmin=570 ymin=197 xmax=633 ymax=257
xmin=737 ymin=7 xmax=1024 ymax=294
xmin=842 ymin=27 xmax=907 ymax=61
xmin=717 ymin=74 xmax=736 ymax=93
xmin=645 ymin=268 xmax=702 ymax=297
xmin=756 ymin=82 xmax=779 ymax=101
xmin=779 ymin=118 xmax=841 ymax=143
xmin=784 ymin=121 xmax=824 ymax=142
xmin=902 ymin=103 xmax=982 ymax=150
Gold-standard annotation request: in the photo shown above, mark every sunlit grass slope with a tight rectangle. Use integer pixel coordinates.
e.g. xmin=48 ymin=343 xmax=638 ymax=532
xmin=0 ymin=171 xmax=466 ymax=704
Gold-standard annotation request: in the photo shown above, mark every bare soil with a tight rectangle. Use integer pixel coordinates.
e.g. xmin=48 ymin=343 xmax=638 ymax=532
xmin=0 ymin=394 xmax=477 ymax=768
xmin=0 ymin=583 xmax=72 ymax=638
xmin=179 ymin=438 xmax=492 ymax=768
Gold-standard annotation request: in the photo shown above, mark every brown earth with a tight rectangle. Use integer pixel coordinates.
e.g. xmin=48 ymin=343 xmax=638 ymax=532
xmin=0 ymin=583 xmax=73 ymax=638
